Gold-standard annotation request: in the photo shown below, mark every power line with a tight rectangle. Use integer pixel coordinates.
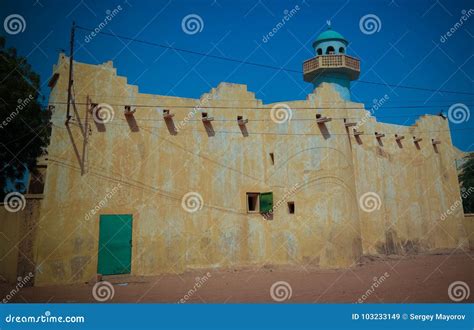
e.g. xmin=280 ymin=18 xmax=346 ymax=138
xmin=47 ymin=100 xmax=474 ymax=110
xmin=75 ymin=25 xmax=474 ymax=96
xmin=53 ymin=120 xmax=474 ymax=136
xmin=70 ymin=94 xmax=474 ymax=103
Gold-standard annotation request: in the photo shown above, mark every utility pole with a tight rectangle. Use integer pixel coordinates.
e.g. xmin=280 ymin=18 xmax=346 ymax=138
xmin=65 ymin=21 xmax=75 ymax=124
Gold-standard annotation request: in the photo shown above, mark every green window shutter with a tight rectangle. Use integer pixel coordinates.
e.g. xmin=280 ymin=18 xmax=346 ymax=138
xmin=260 ymin=192 xmax=273 ymax=214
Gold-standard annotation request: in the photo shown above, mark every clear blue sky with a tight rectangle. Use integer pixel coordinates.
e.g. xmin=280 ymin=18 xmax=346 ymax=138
xmin=2 ymin=0 xmax=474 ymax=151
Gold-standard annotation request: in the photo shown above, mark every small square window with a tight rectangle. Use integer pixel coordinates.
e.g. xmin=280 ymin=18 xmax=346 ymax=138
xmin=288 ymin=202 xmax=295 ymax=214
xmin=247 ymin=193 xmax=259 ymax=213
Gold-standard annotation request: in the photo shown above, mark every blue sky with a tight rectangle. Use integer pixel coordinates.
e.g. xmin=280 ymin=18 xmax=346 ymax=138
xmin=2 ymin=0 xmax=474 ymax=150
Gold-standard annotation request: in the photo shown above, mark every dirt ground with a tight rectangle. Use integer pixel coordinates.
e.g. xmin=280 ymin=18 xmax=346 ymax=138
xmin=2 ymin=252 xmax=473 ymax=303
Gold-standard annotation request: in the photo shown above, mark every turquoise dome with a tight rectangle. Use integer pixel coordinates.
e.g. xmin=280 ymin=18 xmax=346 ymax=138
xmin=312 ymin=28 xmax=348 ymax=48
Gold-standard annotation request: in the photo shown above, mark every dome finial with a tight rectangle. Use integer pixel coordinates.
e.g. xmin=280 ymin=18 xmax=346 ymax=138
xmin=326 ymin=20 xmax=332 ymax=29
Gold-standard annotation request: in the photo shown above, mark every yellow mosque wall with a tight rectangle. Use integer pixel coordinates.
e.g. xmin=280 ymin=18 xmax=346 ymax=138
xmin=1 ymin=54 xmax=469 ymax=286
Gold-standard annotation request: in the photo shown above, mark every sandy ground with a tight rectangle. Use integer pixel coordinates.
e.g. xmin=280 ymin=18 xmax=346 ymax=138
xmin=2 ymin=252 xmax=473 ymax=303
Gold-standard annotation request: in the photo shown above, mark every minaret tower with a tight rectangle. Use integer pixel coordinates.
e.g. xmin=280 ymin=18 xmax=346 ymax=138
xmin=303 ymin=22 xmax=360 ymax=100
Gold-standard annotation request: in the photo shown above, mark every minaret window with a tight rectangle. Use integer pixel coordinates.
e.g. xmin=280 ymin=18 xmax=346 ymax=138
xmin=326 ymin=46 xmax=335 ymax=54
xmin=339 ymin=47 xmax=345 ymax=54
xmin=317 ymin=48 xmax=322 ymax=55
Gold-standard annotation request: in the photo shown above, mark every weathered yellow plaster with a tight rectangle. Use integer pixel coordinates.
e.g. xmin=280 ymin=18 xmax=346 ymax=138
xmin=1 ymin=54 xmax=468 ymax=285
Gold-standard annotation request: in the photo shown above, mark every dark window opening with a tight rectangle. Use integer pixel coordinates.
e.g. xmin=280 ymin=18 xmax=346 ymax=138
xmin=288 ymin=202 xmax=295 ymax=214
xmin=247 ymin=193 xmax=259 ymax=212
xmin=317 ymin=48 xmax=322 ymax=55
xmin=326 ymin=46 xmax=335 ymax=54
xmin=339 ymin=47 xmax=345 ymax=54
xmin=27 ymin=165 xmax=47 ymax=194
xmin=269 ymin=153 xmax=274 ymax=165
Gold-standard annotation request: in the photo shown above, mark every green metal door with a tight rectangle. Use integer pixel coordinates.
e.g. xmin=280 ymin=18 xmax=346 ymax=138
xmin=97 ymin=214 xmax=133 ymax=275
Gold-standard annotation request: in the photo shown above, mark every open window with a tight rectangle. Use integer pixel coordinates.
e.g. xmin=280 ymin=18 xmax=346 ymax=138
xmin=246 ymin=192 xmax=273 ymax=214
xmin=247 ymin=193 xmax=259 ymax=213
xmin=317 ymin=48 xmax=322 ymax=55
xmin=326 ymin=46 xmax=335 ymax=54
